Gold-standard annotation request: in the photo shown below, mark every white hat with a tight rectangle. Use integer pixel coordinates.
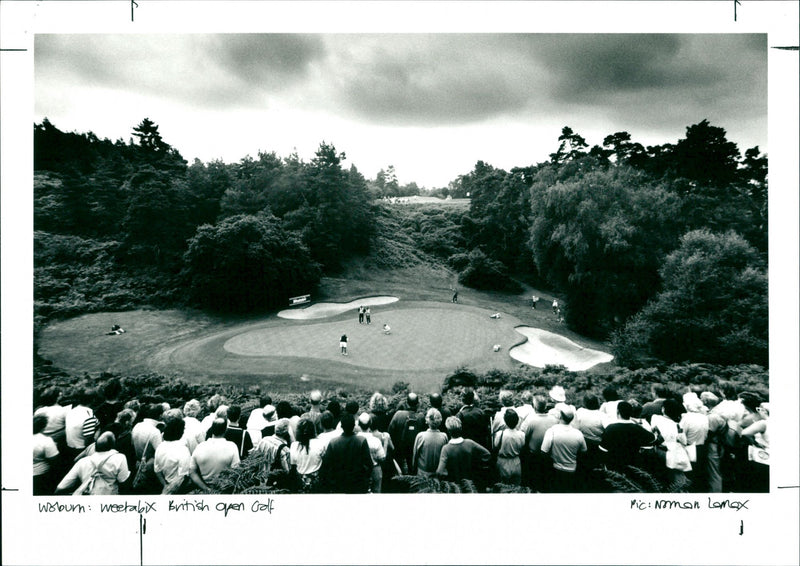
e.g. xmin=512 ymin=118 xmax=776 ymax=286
xmin=263 ymin=405 xmax=277 ymax=421
xmin=549 ymin=385 xmax=566 ymax=403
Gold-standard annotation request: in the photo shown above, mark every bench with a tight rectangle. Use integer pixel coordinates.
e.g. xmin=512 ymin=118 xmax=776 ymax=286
xmin=289 ymin=294 xmax=311 ymax=306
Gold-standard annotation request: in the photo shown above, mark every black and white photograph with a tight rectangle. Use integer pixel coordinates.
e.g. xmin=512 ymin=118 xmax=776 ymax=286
xmin=2 ymin=1 xmax=798 ymax=565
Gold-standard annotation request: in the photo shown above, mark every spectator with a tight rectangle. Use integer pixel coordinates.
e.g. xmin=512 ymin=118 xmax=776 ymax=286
xmin=412 ymin=409 xmax=448 ymax=478
xmin=520 ymin=395 xmax=559 ymax=491
xmin=368 ymin=392 xmax=391 ymax=433
xmin=740 ymin=402 xmax=769 ymax=493
xmin=94 ymin=378 xmax=124 ymax=432
xmin=277 ymin=400 xmax=300 ymax=441
xmin=541 ymin=403 xmax=587 ymax=493
xmin=190 ymin=418 xmax=240 ymax=492
xmin=491 ymin=390 xmax=515 ymax=436
xmin=154 ymin=416 xmax=193 ymax=494
xmin=651 ymin=399 xmax=692 ymax=484
xmin=321 ymin=413 xmax=373 ymax=493
xmin=600 ymin=401 xmax=659 ymax=470
xmin=225 ymin=405 xmax=253 ymax=460
xmin=289 ymin=418 xmax=326 ymax=493
xmin=428 ymin=393 xmax=451 ymax=428
xmin=130 ymin=403 xmax=165 ymax=494
xmin=33 ymin=414 xmax=59 ymax=495
xmin=574 ymin=394 xmax=605 ymax=476
xmin=34 ymin=387 xmax=68 ymax=449
xmin=493 ymin=409 xmax=526 ymax=486
xmin=640 ymin=385 xmax=672 ymax=424
xmin=34 ymin=387 xmax=70 ymax=481
xmin=515 ymin=391 xmax=534 ymax=429
xmin=64 ymin=391 xmax=99 ymax=460
xmin=246 ymin=396 xmax=273 ymax=444
xmin=317 ymin=410 xmax=341 ymax=446
xmin=200 ymin=394 xmax=228 ymax=434
xmin=357 ymin=413 xmax=386 ymax=493
xmin=259 ymin=405 xmax=279 ymax=439
xmin=256 ymin=419 xmax=292 ymax=475
xmin=436 ymin=416 xmax=491 ymax=489
xmin=55 ymin=432 xmax=130 ymax=495
xmin=108 ymin=408 xmax=137 ymax=489
xmin=388 ymin=392 xmax=424 ymax=473
xmin=598 ymin=386 xmax=621 ymax=424
xmin=301 ymin=390 xmax=324 ymax=434
xmin=343 ymin=400 xmax=361 ymax=432
xmin=326 ymin=400 xmax=342 ymax=426
xmin=681 ymin=393 xmax=710 ymax=491
xmin=456 ymin=389 xmax=490 ymax=450
xmin=182 ymin=399 xmax=206 ymax=454
xmin=702 ymin=392 xmax=727 ymax=493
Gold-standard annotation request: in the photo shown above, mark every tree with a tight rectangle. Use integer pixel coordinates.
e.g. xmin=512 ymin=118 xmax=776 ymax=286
xmin=612 ymin=229 xmax=767 ymax=367
xmin=130 ymin=118 xmax=186 ymax=173
xmin=182 ymin=213 xmax=321 ymax=312
xmin=529 ymin=161 xmax=682 ymax=337
xmin=668 ymin=120 xmax=741 ymax=190
xmin=549 ymin=126 xmax=589 ymax=164
xmin=287 ymin=142 xmax=372 ymax=270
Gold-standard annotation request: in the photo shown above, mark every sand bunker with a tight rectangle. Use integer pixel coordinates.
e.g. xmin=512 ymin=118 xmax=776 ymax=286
xmin=510 ymin=326 xmax=613 ymax=371
xmin=277 ymin=296 xmax=399 ymax=320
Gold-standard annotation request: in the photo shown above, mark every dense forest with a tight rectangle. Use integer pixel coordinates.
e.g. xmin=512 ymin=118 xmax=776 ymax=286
xmin=34 ymin=117 xmax=768 ymax=368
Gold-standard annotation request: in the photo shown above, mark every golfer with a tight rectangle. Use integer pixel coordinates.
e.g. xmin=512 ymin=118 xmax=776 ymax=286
xmin=382 ymin=324 xmax=391 ymax=335
xmin=340 ymin=334 xmax=348 ymax=355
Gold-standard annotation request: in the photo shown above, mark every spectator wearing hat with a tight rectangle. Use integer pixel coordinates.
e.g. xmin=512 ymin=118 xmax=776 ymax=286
xmin=521 ymin=395 xmax=559 ymax=491
xmin=456 ymin=389 xmax=491 ymax=450
xmin=436 ymin=416 xmax=492 ymax=489
xmin=321 ymin=413 xmax=373 ymax=493
xmin=548 ymin=386 xmax=568 ymax=413
xmin=190 ymin=418 xmax=240 ymax=492
xmin=412 ymin=409 xmax=448 ymax=478
xmin=357 ymin=413 xmax=386 ymax=492
xmin=541 ymin=403 xmax=587 ymax=493
xmin=259 ymin=404 xmax=279 ymax=439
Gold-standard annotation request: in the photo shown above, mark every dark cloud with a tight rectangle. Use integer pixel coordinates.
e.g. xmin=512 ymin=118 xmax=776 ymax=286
xmin=204 ymin=34 xmax=326 ymax=87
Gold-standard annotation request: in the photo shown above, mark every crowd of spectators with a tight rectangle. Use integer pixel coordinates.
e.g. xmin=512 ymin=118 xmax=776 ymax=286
xmin=33 ymin=378 xmax=769 ymax=495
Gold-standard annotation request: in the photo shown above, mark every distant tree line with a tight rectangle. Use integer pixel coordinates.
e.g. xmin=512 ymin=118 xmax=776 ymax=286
xmin=452 ymin=121 xmax=767 ymax=367
xmin=34 ymin=118 xmax=768 ymax=368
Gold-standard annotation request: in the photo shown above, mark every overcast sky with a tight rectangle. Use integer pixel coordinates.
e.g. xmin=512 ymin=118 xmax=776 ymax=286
xmin=35 ymin=33 xmax=767 ymax=188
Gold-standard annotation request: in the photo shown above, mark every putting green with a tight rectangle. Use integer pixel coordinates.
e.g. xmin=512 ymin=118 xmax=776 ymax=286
xmin=37 ymin=299 xmax=613 ymax=391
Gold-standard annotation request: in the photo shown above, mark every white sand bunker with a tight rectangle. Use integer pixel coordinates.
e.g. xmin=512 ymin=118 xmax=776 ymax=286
xmin=278 ymin=296 xmax=399 ymax=320
xmin=509 ymin=326 xmax=613 ymax=371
